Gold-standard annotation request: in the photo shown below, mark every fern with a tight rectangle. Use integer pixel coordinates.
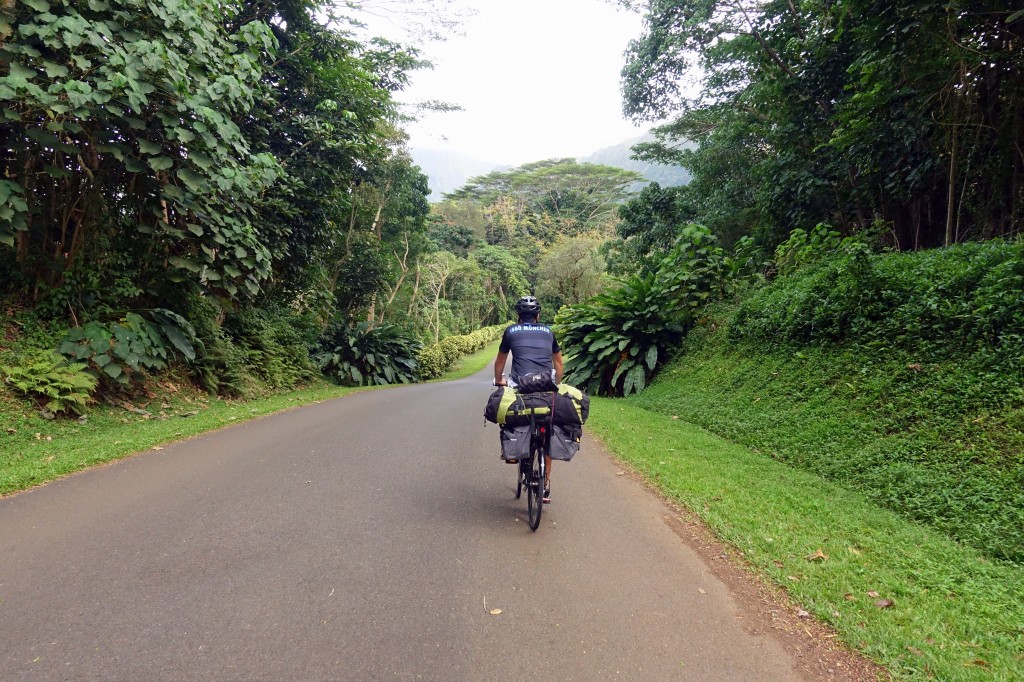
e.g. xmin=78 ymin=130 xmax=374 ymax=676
xmin=2 ymin=352 xmax=98 ymax=415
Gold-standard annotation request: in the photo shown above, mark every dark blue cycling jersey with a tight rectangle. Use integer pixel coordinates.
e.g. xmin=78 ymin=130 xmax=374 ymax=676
xmin=500 ymin=323 xmax=560 ymax=382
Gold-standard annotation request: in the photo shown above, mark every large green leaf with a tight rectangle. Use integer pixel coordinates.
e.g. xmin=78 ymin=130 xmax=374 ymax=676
xmin=623 ymin=364 xmax=646 ymax=396
xmin=645 ymin=345 xmax=659 ymax=371
xmin=138 ymin=139 xmax=162 ymax=155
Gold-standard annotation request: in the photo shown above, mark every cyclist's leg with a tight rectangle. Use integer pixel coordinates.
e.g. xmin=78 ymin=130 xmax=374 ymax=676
xmin=543 ymin=456 xmax=552 ymax=502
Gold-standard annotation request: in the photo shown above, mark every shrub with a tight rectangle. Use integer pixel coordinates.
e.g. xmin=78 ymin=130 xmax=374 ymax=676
xmin=2 ymin=351 xmax=97 ymax=415
xmin=730 ymin=238 xmax=1024 ymax=366
xmin=314 ymin=322 xmax=421 ymax=386
xmin=221 ymin=306 xmax=319 ymax=391
xmin=58 ymin=310 xmax=198 ymax=389
xmin=416 ymin=324 xmax=506 ymax=380
xmin=554 ymin=225 xmax=732 ymax=396
xmin=177 ymin=293 xmax=250 ymax=395
xmin=555 ymin=274 xmax=686 ymax=396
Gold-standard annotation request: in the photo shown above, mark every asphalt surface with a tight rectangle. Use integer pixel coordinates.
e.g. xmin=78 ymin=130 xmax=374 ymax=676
xmin=1 ymin=365 xmax=815 ymax=681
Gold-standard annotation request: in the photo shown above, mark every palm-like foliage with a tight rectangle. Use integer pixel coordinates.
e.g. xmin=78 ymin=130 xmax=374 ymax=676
xmin=555 ymin=225 xmax=732 ymax=397
xmin=314 ymin=322 xmax=421 ymax=386
xmin=556 ymin=275 xmax=686 ymax=397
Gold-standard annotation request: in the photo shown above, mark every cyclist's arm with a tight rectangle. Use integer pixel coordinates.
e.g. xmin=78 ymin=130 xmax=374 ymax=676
xmin=494 ymin=350 xmax=510 ymax=385
xmin=552 ymin=351 xmax=564 ymax=383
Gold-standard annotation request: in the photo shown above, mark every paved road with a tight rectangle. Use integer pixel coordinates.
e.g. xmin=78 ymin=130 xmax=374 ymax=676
xmin=1 ymin=366 xmax=818 ymax=681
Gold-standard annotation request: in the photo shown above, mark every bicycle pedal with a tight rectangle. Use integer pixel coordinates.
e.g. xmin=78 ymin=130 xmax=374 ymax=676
xmin=505 ymin=459 xmax=518 ymax=464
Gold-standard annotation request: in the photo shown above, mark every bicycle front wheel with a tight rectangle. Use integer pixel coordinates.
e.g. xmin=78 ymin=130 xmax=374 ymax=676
xmin=527 ymin=447 xmax=543 ymax=530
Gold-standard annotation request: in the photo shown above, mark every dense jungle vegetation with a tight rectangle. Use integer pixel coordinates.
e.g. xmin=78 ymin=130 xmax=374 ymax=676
xmin=2 ymin=0 xmax=1022 ymax=566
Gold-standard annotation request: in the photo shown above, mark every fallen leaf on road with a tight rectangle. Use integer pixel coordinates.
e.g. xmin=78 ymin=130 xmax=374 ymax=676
xmin=152 ymin=446 xmax=163 ymax=451
xmin=874 ymin=599 xmax=894 ymax=609
xmin=489 ymin=609 xmax=502 ymax=615
xmin=844 ymin=593 xmax=855 ymax=601
xmin=866 ymin=591 xmax=880 ymax=598
xmin=797 ymin=610 xmax=810 ymax=618
xmin=698 ymin=588 xmax=706 ymax=594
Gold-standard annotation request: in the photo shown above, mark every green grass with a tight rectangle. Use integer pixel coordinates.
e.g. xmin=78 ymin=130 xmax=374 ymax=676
xmin=630 ymin=329 xmax=1024 ymax=563
xmin=428 ymin=339 xmax=500 ymax=381
xmin=589 ymin=400 xmax=1024 ymax=680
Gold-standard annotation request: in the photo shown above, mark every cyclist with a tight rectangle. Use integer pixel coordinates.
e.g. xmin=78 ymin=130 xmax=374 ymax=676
xmin=494 ymin=295 xmax=563 ymax=503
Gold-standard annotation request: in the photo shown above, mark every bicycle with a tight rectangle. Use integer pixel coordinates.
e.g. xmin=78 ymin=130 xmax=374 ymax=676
xmin=513 ymin=413 xmax=549 ymax=531
xmin=496 ymin=374 xmax=549 ymax=531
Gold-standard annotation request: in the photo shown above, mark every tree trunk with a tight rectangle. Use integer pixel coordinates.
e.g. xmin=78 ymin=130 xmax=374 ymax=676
xmin=945 ymin=125 xmax=958 ymax=247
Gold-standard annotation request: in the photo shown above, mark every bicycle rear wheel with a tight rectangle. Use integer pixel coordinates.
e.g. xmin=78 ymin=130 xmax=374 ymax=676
xmin=527 ymin=445 xmax=543 ymax=530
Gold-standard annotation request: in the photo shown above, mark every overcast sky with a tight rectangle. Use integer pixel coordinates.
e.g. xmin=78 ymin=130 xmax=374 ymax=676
xmin=372 ymin=0 xmax=651 ymax=166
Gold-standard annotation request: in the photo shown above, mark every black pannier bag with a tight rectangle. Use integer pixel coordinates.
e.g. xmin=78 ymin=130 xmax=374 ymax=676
xmin=500 ymin=425 xmax=532 ymax=461
xmin=553 ymin=384 xmax=589 ymax=425
xmin=549 ymin=423 xmax=582 ymax=461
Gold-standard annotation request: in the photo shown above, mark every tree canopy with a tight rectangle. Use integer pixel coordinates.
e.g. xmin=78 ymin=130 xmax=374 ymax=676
xmin=620 ymin=0 xmax=1024 ymax=250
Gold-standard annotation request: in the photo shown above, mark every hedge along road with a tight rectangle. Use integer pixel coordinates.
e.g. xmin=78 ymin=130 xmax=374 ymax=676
xmin=1 ymin=363 xmax=869 ymax=681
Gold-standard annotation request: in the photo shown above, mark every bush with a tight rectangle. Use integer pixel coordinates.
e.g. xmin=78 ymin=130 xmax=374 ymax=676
xmin=178 ymin=294 xmax=250 ymax=396
xmin=555 ymin=275 xmax=686 ymax=396
xmin=314 ymin=322 xmax=421 ymax=386
xmin=221 ymin=306 xmax=319 ymax=391
xmin=730 ymin=239 xmax=1024 ymax=367
xmin=58 ymin=310 xmax=198 ymax=389
xmin=416 ymin=324 xmax=506 ymax=380
xmin=2 ymin=351 xmax=97 ymax=415
xmin=554 ymin=225 xmax=733 ymax=396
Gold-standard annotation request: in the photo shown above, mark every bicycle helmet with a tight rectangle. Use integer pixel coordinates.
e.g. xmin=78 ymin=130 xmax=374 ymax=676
xmin=514 ymin=296 xmax=541 ymax=317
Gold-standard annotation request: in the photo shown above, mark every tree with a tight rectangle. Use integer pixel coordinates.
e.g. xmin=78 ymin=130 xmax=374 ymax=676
xmin=606 ymin=182 xmax=697 ymax=274
xmin=536 ymin=233 xmax=610 ymax=312
xmin=419 ymin=250 xmax=461 ymax=342
xmin=1 ymin=0 xmax=281 ymax=309
xmin=469 ymin=244 xmax=530 ymax=324
xmin=620 ymin=0 xmax=1024 ymax=251
xmin=239 ymin=0 xmax=429 ymax=305
xmin=445 ymin=159 xmax=644 ymax=245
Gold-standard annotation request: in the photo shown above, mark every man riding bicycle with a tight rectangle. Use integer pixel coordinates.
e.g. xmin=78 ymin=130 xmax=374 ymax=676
xmin=493 ymin=295 xmax=564 ymax=503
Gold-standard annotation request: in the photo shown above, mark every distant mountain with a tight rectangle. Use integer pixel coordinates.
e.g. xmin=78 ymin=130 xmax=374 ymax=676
xmin=409 ymin=148 xmax=504 ymax=202
xmin=411 ymin=132 xmax=692 ymax=203
xmin=580 ymin=132 xmax=692 ymax=189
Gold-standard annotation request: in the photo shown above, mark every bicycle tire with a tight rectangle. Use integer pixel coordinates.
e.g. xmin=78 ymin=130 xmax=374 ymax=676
xmin=527 ymin=442 xmax=543 ymax=530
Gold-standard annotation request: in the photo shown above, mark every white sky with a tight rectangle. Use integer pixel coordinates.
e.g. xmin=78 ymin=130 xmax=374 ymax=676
xmin=377 ymin=0 xmax=650 ymax=166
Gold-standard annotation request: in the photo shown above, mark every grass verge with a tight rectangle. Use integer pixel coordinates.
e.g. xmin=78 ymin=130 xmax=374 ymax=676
xmin=0 ymin=380 xmax=367 ymax=496
xmin=1 ymin=343 xmax=497 ymax=497
xmin=588 ymin=399 xmax=1024 ymax=681
xmin=429 ymin=339 xmax=500 ymax=382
